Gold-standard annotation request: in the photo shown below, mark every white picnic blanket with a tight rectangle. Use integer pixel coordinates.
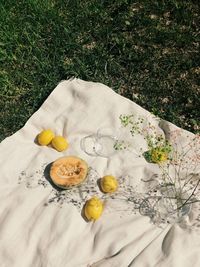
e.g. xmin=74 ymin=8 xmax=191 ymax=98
xmin=0 ymin=78 xmax=200 ymax=267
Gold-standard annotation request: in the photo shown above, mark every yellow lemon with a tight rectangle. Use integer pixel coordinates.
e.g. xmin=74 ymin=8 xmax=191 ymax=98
xmin=84 ymin=197 xmax=103 ymax=221
xmin=150 ymin=148 xmax=168 ymax=163
xmin=51 ymin=136 xmax=69 ymax=152
xmin=37 ymin=129 xmax=55 ymax=146
xmin=100 ymin=175 xmax=118 ymax=193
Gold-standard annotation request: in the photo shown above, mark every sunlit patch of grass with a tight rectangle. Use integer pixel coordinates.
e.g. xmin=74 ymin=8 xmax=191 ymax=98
xmin=0 ymin=0 xmax=199 ymax=141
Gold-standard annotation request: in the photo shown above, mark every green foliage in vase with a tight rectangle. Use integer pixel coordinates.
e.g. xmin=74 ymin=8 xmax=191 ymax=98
xmin=118 ymin=113 xmax=200 ymax=216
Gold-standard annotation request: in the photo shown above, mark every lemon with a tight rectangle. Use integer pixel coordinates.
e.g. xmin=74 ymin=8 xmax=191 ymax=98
xmin=51 ymin=136 xmax=69 ymax=152
xmin=100 ymin=175 xmax=118 ymax=193
xmin=37 ymin=129 xmax=55 ymax=146
xmin=150 ymin=148 xmax=168 ymax=163
xmin=84 ymin=197 xmax=103 ymax=221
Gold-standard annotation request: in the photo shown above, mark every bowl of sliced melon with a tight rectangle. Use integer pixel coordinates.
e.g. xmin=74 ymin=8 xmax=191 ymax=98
xmin=50 ymin=156 xmax=88 ymax=189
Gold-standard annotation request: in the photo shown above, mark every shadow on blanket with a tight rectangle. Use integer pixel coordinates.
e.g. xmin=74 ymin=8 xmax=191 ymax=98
xmin=43 ymin=162 xmax=64 ymax=192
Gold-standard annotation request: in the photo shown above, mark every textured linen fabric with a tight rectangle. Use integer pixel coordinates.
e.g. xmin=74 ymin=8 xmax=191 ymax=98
xmin=0 ymin=78 xmax=199 ymax=267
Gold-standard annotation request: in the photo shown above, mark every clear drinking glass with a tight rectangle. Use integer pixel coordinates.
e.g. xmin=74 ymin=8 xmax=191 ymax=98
xmin=80 ymin=127 xmax=118 ymax=158
xmin=95 ymin=127 xmax=118 ymax=157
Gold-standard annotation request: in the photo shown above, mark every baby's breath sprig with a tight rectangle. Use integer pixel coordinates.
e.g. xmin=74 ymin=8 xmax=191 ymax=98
xmin=113 ymin=140 xmax=129 ymax=151
xmin=119 ymin=114 xmax=143 ymax=136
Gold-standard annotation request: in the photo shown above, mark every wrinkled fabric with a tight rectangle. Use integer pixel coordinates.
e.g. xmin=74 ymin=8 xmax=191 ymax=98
xmin=0 ymin=79 xmax=199 ymax=267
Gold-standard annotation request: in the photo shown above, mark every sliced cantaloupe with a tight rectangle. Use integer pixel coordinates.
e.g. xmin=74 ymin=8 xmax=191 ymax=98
xmin=50 ymin=156 xmax=88 ymax=188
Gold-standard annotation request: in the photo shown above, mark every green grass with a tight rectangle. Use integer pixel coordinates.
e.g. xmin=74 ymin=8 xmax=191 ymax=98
xmin=0 ymin=0 xmax=199 ymax=141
